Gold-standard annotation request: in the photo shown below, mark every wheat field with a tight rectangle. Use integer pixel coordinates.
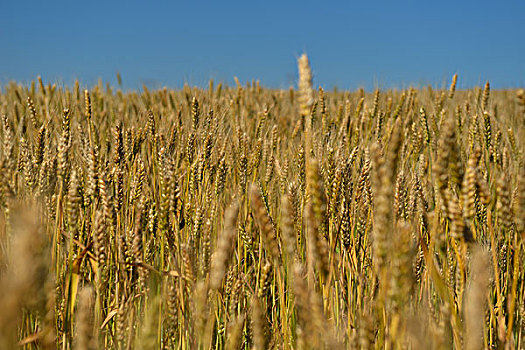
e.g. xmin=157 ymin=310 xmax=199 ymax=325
xmin=0 ymin=56 xmax=524 ymax=349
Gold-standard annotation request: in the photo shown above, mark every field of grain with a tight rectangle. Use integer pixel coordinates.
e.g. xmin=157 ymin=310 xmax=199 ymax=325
xmin=0 ymin=55 xmax=524 ymax=349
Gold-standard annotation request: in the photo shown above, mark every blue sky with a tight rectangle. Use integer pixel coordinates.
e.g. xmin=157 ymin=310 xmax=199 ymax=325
xmin=1 ymin=1 xmax=524 ymax=90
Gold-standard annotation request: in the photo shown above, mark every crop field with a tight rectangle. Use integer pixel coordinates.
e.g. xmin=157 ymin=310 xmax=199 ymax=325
xmin=0 ymin=55 xmax=524 ymax=349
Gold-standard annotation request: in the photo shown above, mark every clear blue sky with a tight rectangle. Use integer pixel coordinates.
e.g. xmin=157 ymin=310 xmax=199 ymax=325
xmin=1 ymin=0 xmax=524 ymax=90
